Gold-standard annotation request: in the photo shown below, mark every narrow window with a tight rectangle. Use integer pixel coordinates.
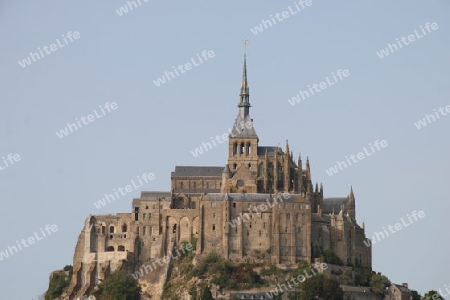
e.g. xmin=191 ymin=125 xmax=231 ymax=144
xmin=212 ymin=224 xmax=216 ymax=231
xmin=110 ymin=226 xmax=115 ymax=233
xmin=213 ymin=213 xmax=216 ymax=219
xmin=233 ymin=203 xmax=236 ymax=208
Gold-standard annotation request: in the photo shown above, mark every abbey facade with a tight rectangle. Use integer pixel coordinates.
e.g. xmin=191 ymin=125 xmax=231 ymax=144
xmin=66 ymin=55 xmax=371 ymax=299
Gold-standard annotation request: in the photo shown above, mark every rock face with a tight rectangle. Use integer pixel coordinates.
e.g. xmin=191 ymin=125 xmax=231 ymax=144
xmin=65 ymin=55 xmax=371 ymax=300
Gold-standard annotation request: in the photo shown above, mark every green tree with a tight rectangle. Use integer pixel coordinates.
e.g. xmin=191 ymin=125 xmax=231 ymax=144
xmin=93 ymin=270 xmax=141 ymax=300
xmin=341 ymin=269 xmax=353 ymax=285
xmin=301 ymin=274 xmax=343 ymax=300
xmin=424 ymin=290 xmax=444 ymax=300
xmin=370 ymin=273 xmax=390 ymax=295
xmin=354 ymin=267 xmax=372 ymax=286
xmin=321 ymin=249 xmax=344 ymax=266
xmin=45 ymin=267 xmax=73 ymax=300
xmin=410 ymin=290 xmax=421 ymax=300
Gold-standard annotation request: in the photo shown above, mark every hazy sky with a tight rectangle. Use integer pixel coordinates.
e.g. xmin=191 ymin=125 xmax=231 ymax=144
xmin=1 ymin=1 xmax=449 ymax=299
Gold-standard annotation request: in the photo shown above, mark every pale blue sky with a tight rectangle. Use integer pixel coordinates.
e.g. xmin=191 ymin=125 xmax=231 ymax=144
xmin=1 ymin=1 xmax=449 ymax=299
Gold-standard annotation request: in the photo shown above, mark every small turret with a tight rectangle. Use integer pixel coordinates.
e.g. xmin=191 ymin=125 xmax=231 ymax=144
xmin=347 ymin=186 xmax=356 ymax=220
xmin=298 ymin=153 xmax=302 ymax=171
xmin=285 ymin=140 xmax=290 ymax=158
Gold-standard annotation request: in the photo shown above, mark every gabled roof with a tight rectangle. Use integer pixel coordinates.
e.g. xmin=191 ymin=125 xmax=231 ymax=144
xmin=393 ymin=284 xmax=410 ymax=293
xmin=257 ymin=146 xmax=284 ymax=156
xmin=322 ymin=197 xmax=347 ymax=214
xmin=171 ymin=166 xmax=224 ymax=177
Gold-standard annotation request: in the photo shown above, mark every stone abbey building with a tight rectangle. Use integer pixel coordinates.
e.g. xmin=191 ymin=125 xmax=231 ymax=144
xmin=66 ymin=54 xmax=371 ymax=299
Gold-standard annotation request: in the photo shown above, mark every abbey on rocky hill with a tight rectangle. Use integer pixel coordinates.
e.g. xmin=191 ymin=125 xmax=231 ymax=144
xmin=66 ymin=53 xmax=371 ymax=299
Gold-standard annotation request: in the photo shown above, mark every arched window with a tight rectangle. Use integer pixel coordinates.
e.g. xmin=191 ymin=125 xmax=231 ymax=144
xmin=118 ymin=245 xmax=125 ymax=251
xmin=233 ymin=143 xmax=238 ymax=155
xmin=268 ymin=163 xmax=274 ymax=177
xmin=109 ymin=226 xmax=115 ymax=233
xmin=106 ymin=246 xmax=114 ymax=252
xmin=287 ymin=214 xmax=290 ymax=220
xmin=122 ymin=224 xmax=127 ymax=233
xmin=240 ymin=143 xmax=245 ymax=155
xmin=258 ymin=163 xmax=264 ymax=177
xmin=278 ymin=165 xmax=283 ymax=179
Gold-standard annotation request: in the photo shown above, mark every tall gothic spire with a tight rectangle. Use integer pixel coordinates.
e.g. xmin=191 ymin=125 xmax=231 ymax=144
xmin=239 ymin=40 xmax=250 ymax=118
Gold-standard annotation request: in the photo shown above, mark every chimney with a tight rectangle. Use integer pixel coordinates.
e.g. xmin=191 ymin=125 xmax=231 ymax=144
xmin=402 ymin=283 xmax=408 ymax=288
